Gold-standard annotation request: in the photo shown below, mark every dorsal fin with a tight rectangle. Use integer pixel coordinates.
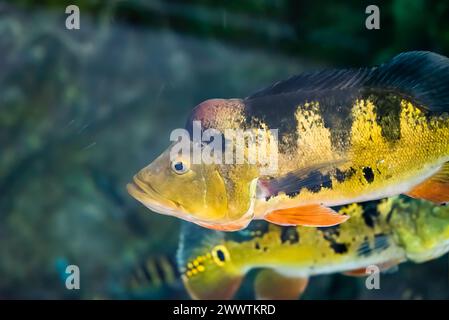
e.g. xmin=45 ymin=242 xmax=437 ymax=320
xmin=247 ymin=51 xmax=449 ymax=113
xmin=246 ymin=68 xmax=373 ymax=99
xmin=366 ymin=51 xmax=449 ymax=112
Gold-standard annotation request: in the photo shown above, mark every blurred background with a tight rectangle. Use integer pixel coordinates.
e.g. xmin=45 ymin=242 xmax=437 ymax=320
xmin=1 ymin=0 xmax=449 ymax=299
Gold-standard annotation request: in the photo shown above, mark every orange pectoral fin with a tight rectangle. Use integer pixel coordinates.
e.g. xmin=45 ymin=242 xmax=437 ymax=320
xmin=405 ymin=163 xmax=449 ymax=204
xmin=264 ymin=204 xmax=349 ymax=227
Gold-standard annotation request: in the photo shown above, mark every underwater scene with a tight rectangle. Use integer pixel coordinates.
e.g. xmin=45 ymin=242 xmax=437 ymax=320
xmin=2 ymin=0 xmax=449 ymax=300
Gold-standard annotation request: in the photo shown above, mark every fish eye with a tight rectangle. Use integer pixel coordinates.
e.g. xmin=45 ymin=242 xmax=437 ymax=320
xmin=211 ymin=245 xmax=230 ymax=266
xmin=171 ymin=160 xmax=189 ymax=175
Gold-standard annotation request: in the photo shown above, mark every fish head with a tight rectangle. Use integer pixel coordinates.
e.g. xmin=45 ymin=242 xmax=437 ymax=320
xmin=181 ymin=242 xmax=244 ymax=300
xmin=390 ymin=196 xmax=449 ymax=262
xmin=127 ymin=142 xmax=259 ymax=229
xmin=178 ymin=223 xmax=244 ymax=299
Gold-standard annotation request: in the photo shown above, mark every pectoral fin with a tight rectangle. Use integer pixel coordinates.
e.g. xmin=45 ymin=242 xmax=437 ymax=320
xmin=405 ymin=163 xmax=449 ymax=204
xmin=254 ymin=269 xmax=308 ymax=300
xmin=264 ymin=204 xmax=349 ymax=227
xmin=258 ymin=160 xmax=347 ymax=199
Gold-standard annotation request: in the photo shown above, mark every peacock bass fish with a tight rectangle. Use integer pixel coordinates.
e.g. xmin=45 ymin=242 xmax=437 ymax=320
xmin=128 ymin=51 xmax=449 ymax=231
xmin=177 ymin=196 xmax=449 ymax=299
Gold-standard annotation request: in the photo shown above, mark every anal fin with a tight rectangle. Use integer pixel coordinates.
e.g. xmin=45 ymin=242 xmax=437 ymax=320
xmin=343 ymin=260 xmax=401 ymax=277
xmin=343 ymin=268 xmax=368 ymax=277
xmin=254 ymin=269 xmax=308 ymax=300
xmin=264 ymin=204 xmax=349 ymax=227
xmin=405 ymin=163 xmax=449 ymax=204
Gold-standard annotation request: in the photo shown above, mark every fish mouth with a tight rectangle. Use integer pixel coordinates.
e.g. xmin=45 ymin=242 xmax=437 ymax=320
xmin=126 ymin=176 xmax=184 ymax=216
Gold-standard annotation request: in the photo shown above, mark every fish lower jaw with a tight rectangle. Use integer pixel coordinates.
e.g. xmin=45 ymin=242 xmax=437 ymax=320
xmin=141 ymin=200 xmax=183 ymax=217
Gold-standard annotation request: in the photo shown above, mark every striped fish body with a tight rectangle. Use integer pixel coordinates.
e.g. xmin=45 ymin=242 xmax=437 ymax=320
xmin=249 ymin=86 xmax=449 ymax=220
xmin=188 ymin=51 xmax=449 ymax=228
xmin=177 ymin=196 xmax=449 ymax=299
xmin=128 ymin=51 xmax=449 ymax=231
xmin=114 ymin=255 xmax=181 ymax=299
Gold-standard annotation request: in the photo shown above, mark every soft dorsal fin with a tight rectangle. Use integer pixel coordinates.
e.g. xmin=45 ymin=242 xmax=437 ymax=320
xmin=247 ymin=51 xmax=449 ymax=113
xmin=365 ymin=51 xmax=449 ymax=112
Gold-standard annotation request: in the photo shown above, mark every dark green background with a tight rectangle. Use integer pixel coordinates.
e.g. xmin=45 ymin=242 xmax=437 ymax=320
xmin=1 ymin=0 xmax=448 ymax=299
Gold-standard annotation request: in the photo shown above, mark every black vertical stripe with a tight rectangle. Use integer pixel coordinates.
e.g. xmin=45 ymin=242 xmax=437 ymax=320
xmin=243 ymin=94 xmax=301 ymax=154
xmin=318 ymin=225 xmax=348 ymax=254
xmin=280 ymin=227 xmax=299 ymax=244
xmin=319 ymin=92 xmax=356 ymax=150
xmin=139 ymin=261 xmax=154 ymax=285
xmin=363 ymin=91 xmax=402 ymax=142
xmin=360 ymin=200 xmax=380 ymax=228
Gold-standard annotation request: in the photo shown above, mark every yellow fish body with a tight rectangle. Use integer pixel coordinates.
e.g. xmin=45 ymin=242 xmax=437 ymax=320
xmin=128 ymin=51 xmax=449 ymax=230
xmin=178 ymin=196 xmax=449 ymax=299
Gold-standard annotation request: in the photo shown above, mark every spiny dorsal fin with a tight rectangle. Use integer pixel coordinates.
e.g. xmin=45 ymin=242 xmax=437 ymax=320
xmin=246 ymin=67 xmax=373 ymax=99
xmin=247 ymin=51 xmax=449 ymax=113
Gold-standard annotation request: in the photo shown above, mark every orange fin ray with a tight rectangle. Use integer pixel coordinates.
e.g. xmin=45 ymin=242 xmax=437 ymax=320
xmin=343 ymin=268 xmax=368 ymax=277
xmin=405 ymin=162 xmax=449 ymax=204
xmin=254 ymin=269 xmax=308 ymax=300
xmin=264 ymin=204 xmax=349 ymax=227
xmin=343 ymin=260 xmax=401 ymax=277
